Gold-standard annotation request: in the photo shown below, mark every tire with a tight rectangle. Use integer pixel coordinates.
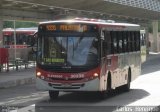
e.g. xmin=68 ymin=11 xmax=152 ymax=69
xmin=96 ymin=91 xmax=106 ymax=99
xmin=97 ymin=74 xmax=112 ymax=99
xmin=107 ymin=75 xmax=112 ymax=93
xmin=122 ymin=70 xmax=131 ymax=92
xmin=49 ymin=91 xmax=59 ymax=100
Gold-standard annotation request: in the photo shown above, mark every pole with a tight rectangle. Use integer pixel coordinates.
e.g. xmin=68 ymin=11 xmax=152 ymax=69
xmin=14 ymin=20 xmax=16 ymax=60
xmin=0 ymin=16 xmax=3 ymax=47
xmin=13 ymin=20 xmax=18 ymax=70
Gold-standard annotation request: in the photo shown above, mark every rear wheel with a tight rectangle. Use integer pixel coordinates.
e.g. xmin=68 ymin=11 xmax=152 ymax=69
xmin=107 ymin=74 xmax=112 ymax=93
xmin=122 ymin=70 xmax=131 ymax=92
xmin=49 ymin=91 xmax=59 ymax=100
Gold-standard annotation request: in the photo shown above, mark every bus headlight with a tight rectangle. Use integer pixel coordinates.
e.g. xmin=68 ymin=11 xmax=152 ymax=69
xmin=94 ymin=73 xmax=99 ymax=77
xmin=36 ymin=72 xmax=41 ymax=77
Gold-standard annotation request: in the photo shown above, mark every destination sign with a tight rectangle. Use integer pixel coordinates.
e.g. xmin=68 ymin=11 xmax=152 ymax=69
xmin=43 ymin=58 xmax=64 ymax=63
xmin=42 ymin=24 xmax=97 ymax=32
xmin=46 ymin=24 xmax=87 ymax=32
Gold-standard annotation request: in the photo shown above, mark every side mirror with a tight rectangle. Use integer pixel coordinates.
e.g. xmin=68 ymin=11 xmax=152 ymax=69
xmin=100 ymin=29 xmax=105 ymax=40
xmin=31 ymin=32 xmax=38 ymax=53
xmin=31 ymin=38 xmax=36 ymax=46
xmin=31 ymin=32 xmax=38 ymax=47
xmin=32 ymin=47 xmax=37 ymax=53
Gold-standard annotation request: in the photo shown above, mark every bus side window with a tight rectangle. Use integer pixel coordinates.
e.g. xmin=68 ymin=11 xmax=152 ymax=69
xmin=118 ymin=31 xmax=123 ymax=53
xmin=125 ymin=32 xmax=128 ymax=52
xmin=110 ymin=31 xmax=114 ymax=54
xmin=130 ymin=31 xmax=133 ymax=52
xmin=127 ymin=31 xmax=131 ymax=52
xmin=114 ymin=31 xmax=119 ymax=53
xmin=10 ymin=34 xmax=13 ymax=45
xmin=136 ymin=31 xmax=140 ymax=51
xmin=3 ymin=35 xmax=9 ymax=45
xmin=16 ymin=34 xmax=19 ymax=44
xmin=116 ymin=31 xmax=119 ymax=53
xmin=122 ymin=31 xmax=127 ymax=53
xmin=106 ymin=31 xmax=111 ymax=54
xmin=133 ymin=32 xmax=137 ymax=51
xmin=131 ymin=31 xmax=135 ymax=52
xmin=115 ymin=31 xmax=118 ymax=54
xmin=111 ymin=31 xmax=117 ymax=54
xmin=30 ymin=33 xmax=37 ymax=47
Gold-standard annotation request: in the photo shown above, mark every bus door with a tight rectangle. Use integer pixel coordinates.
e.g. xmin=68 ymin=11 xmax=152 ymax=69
xmin=99 ymin=29 xmax=107 ymax=90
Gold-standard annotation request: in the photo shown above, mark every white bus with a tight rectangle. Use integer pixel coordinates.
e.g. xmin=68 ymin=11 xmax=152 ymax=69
xmin=35 ymin=18 xmax=141 ymax=99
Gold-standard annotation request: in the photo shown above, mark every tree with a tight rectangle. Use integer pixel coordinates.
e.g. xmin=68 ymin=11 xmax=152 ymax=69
xmin=3 ymin=21 xmax=13 ymax=28
xmin=3 ymin=21 xmax=38 ymax=28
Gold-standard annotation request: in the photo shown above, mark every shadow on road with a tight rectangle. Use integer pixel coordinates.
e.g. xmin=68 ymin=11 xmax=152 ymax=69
xmin=141 ymin=54 xmax=160 ymax=75
xmin=34 ymin=88 xmax=150 ymax=112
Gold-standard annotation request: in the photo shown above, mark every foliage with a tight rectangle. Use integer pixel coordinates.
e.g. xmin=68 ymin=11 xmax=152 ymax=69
xmin=3 ymin=21 xmax=38 ymax=28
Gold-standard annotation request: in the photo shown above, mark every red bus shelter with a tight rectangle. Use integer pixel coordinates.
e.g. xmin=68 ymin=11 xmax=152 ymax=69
xmin=0 ymin=48 xmax=9 ymax=72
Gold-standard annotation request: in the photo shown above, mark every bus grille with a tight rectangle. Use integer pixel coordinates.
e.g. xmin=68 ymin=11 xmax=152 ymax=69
xmin=48 ymin=83 xmax=85 ymax=89
xmin=50 ymin=77 xmax=84 ymax=81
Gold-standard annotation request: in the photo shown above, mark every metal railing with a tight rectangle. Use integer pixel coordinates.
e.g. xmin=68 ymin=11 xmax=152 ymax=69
xmin=0 ymin=59 xmax=36 ymax=72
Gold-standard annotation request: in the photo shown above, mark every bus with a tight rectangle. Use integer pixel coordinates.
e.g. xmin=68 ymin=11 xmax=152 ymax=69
xmin=36 ymin=18 xmax=141 ymax=99
xmin=3 ymin=27 xmax=37 ymax=61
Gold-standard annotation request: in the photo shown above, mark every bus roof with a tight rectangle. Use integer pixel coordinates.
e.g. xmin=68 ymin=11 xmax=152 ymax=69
xmin=39 ymin=19 xmax=140 ymax=27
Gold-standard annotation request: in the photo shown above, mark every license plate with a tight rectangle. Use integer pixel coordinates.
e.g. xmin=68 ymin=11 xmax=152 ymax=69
xmin=63 ymin=83 xmax=72 ymax=87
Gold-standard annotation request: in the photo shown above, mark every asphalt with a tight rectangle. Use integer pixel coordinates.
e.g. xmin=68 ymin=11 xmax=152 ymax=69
xmin=0 ymin=52 xmax=159 ymax=89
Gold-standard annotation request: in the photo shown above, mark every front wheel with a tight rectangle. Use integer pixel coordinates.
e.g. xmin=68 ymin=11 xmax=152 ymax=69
xmin=97 ymin=75 xmax=112 ymax=99
xmin=49 ymin=91 xmax=59 ymax=100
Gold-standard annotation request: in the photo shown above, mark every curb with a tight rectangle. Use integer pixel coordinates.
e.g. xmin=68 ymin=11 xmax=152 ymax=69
xmin=0 ymin=77 xmax=35 ymax=89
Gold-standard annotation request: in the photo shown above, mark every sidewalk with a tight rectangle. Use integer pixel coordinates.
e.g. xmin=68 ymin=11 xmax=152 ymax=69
xmin=0 ymin=68 xmax=35 ymax=88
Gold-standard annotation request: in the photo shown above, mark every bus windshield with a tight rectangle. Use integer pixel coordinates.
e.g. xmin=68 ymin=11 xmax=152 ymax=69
xmin=37 ymin=35 xmax=99 ymax=67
